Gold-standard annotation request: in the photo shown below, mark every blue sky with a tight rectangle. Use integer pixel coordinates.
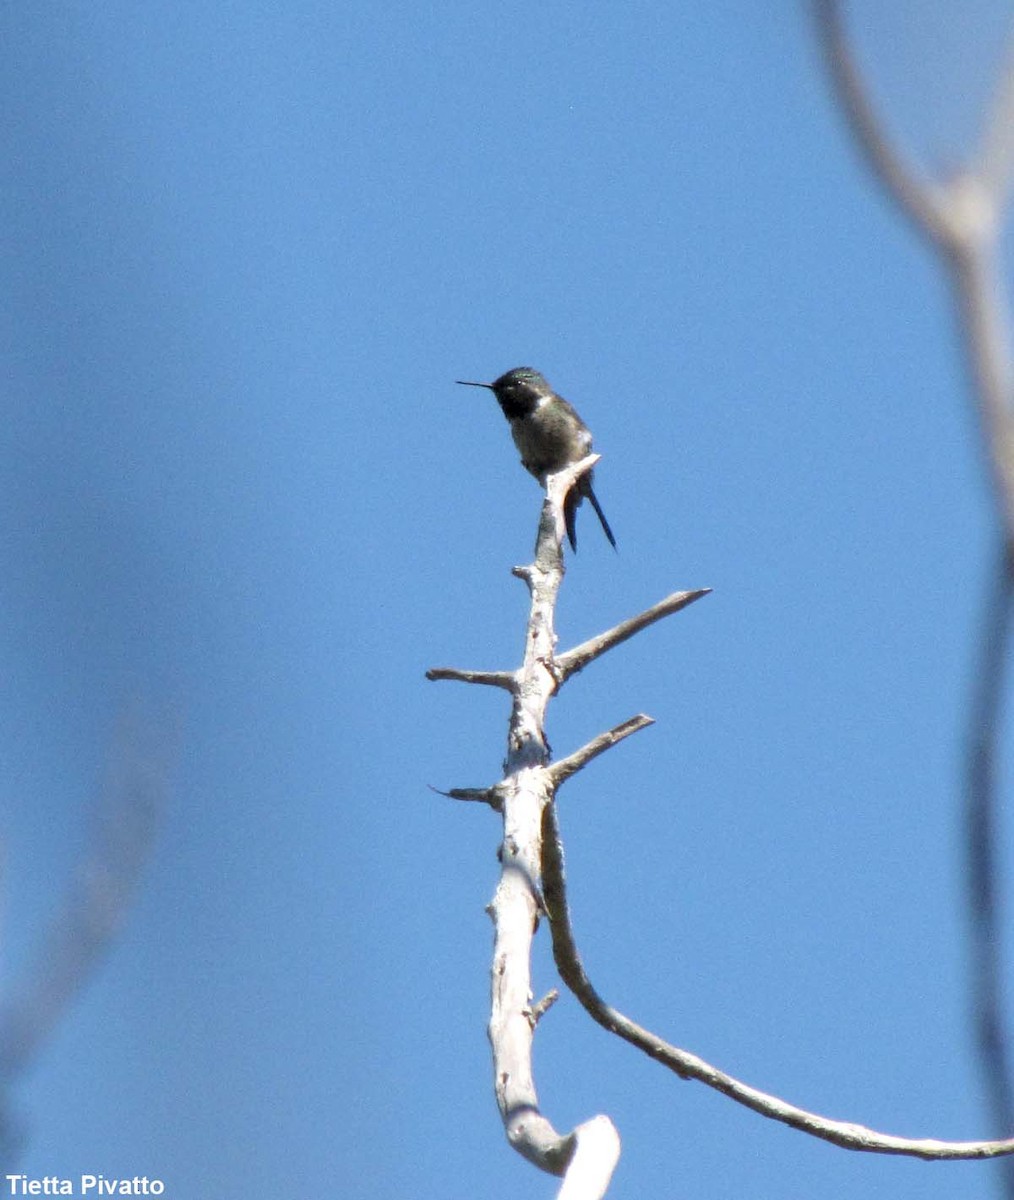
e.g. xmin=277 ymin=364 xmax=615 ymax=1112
xmin=2 ymin=2 xmax=1014 ymax=1197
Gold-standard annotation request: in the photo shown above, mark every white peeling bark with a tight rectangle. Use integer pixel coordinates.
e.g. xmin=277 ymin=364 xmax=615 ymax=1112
xmin=484 ymin=460 xmax=620 ymax=1195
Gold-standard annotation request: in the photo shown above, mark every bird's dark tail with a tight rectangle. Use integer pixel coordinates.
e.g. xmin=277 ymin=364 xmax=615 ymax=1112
xmin=565 ymin=477 xmax=616 ymax=552
xmin=584 ymin=481 xmax=617 ymax=550
xmin=564 ymin=488 xmax=580 ymax=552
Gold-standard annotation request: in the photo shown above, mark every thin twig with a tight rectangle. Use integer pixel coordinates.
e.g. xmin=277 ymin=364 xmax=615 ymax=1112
xmin=547 ymin=716 xmax=655 ymax=790
xmin=526 ymin=990 xmax=560 ymax=1028
xmin=429 ymin=784 xmax=504 ymax=810
xmin=425 ymin=667 xmax=516 ymax=690
xmin=541 ymin=800 xmax=1014 ymax=1160
xmin=555 ymin=590 xmax=711 ymax=681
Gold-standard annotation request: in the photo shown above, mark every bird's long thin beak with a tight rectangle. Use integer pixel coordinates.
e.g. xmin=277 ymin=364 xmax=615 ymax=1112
xmin=455 ymin=379 xmax=494 ymax=389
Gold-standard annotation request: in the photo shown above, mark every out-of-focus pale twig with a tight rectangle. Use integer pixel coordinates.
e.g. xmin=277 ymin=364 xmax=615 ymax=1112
xmin=815 ymin=0 xmax=1014 ymax=531
xmin=812 ymin=1 xmax=951 ymax=245
xmin=974 ymin=39 xmax=1014 ymax=210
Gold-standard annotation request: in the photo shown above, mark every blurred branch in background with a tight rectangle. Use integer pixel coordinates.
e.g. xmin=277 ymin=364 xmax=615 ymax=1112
xmin=0 ymin=706 xmax=174 ymax=1166
xmin=815 ymin=1 xmax=1014 ymax=1190
xmin=970 ymin=545 xmax=1014 ymax=1167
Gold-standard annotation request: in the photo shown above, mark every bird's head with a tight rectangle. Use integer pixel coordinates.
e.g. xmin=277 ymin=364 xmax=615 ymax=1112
xmin=456 ymin=366 xmax=551 ymax=418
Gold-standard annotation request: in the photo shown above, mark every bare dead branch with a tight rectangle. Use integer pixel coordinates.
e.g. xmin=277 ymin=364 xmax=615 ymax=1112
xmin=425 ymin=666 xmax=516 ymax=690
xmin=481 ymin=462 xmax=621 ymax=1193
xmin=813 ymin=0 xmax=954 ymax=247
xmin=555 ymin=590 xmax=711 ymax=681
xmin=541 ymin=800 xmax=1014 ymax=1160
xmin=547 ymin=716 xmax=655 ymax=790
xmin=488 ymin=773 xmax=576 ymax=1177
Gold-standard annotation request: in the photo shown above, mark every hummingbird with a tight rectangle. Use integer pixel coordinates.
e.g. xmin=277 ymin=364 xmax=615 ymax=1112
xmin=456 ymin=366 xmax=616 ymax=552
